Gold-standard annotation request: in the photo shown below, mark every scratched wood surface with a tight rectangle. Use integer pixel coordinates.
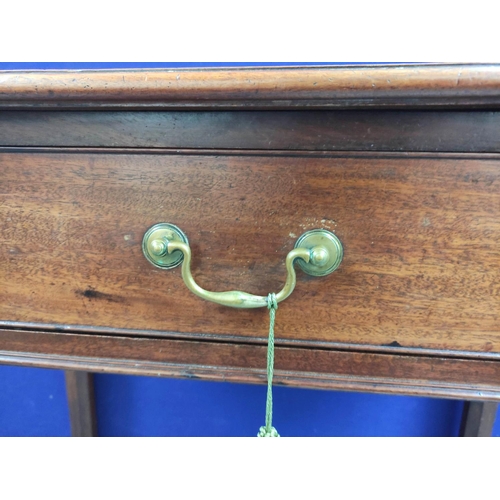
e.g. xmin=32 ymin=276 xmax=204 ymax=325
xmin=1 ymin=152 xmax=499 ymax=355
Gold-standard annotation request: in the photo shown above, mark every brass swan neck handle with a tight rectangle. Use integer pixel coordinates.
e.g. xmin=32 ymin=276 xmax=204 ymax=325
xmin=169 ymin=241 xmax=310 ymax=308
xmin=142 ymin=223 xmax=343 ymax=309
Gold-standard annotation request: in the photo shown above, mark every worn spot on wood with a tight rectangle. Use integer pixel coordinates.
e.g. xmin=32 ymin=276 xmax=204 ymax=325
xmin=385 ymin=341 xmax=402 ymax=348
xmin=76 ymin=288 xmax=124 ymax=303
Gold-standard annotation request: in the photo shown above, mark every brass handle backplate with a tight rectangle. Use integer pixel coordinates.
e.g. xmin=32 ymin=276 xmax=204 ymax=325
xmin=142 ymin=223 xmax=343 ymax=309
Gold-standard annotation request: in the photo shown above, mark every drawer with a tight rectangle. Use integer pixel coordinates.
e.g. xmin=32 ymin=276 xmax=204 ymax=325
xmin=2 ymin=150 xmax=499 ymax=356
xmin=1 ymin=64 xmax=500 ymax=400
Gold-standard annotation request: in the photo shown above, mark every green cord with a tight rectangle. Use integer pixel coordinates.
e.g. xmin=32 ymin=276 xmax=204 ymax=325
xmin=257 ymin=293 xmax=280 ymax=437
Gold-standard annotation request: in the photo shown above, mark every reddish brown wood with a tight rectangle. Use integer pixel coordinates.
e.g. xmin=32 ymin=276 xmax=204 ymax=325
xmin=1 ymin=110 xmax=500 ymax=152
xmin=1 ymin=329 xmax=499 ymax=400
xmin=1 ymin=151 xmax=499 ymax=356
xmin=460 ymin=401 xmax=499 ymax=436
xmin=2 ymin=65 xmax=500 ymax=408
xmin=1 ymin=65 xmax=500 ymax=109
xmin=64 ymin=371 xmax=97 ymax=437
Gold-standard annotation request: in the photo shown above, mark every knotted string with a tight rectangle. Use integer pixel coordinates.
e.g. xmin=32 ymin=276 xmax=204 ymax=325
xmin=257 ymin=293 xmax=280 ymax=437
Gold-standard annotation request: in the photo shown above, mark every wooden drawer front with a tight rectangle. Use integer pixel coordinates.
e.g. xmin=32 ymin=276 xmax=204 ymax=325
xmin=1 ymin=151 xmax=499 ymax=356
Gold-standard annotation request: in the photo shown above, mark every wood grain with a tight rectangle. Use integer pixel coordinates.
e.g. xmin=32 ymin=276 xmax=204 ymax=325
xmin=1 ymin=110 xmax=500 ymax=152
xmin=1 ymin=151 xmax=499 ymax=355
xmin=1 ymin=329 xmax=499 ymax=400
xmin=1 ymin=65 xmax=500 ymax=109
xmin=2 ymin=64 xmax=500 ymax=407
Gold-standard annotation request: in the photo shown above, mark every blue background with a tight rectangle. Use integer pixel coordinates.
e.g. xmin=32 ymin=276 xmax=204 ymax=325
xmin=0 ymin=62 xmax=498 ymax=437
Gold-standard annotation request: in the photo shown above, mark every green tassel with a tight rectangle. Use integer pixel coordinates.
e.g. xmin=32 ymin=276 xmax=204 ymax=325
xmin=257 ymin=293 xmax=280 ymax=438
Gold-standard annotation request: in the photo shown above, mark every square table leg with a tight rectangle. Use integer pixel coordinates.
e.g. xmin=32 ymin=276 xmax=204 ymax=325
xmin=460 ymin=401 xmax=499 ymax=437
xmin=65 ymin=371 xmax=97 ymax=437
